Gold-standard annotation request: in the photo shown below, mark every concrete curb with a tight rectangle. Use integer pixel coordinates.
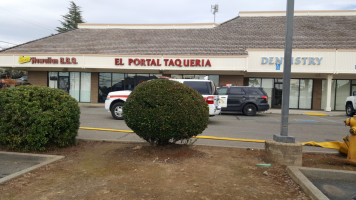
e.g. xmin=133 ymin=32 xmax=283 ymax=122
xmin=0 ymin=151 xmax=64 ymax=184
xmin=287 ymin=166 xmax=356 ymax=200
xmin=287 ymin=166 xmax=329 ymax=200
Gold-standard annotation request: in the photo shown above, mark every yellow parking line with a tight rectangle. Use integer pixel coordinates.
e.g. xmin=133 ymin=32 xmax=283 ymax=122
xmin=79 ymin=127 xmax=265 ymax=143
xmin=304 ymin=113 xmax=327 ymax=116
xmin=80 ymin=127 xmax=134 ymax=133
xmin=79 ymin=127 xmax=341 ymax=149
xmin=194 ymin=135 xmax=265 ymax=143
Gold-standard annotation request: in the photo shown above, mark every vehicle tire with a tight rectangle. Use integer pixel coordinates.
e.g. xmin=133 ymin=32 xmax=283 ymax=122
xmin=243 ymin=104 xmax=257 ymax=116
xmin=111 ymin=102 xmax=124 ymax=120
xmin=346 ymin=103 xmax=355 ymax=116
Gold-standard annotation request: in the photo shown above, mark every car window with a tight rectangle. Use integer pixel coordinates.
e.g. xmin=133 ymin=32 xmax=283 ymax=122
xmin=245 ymin=88 xmax=260 ymax=95
xmin=230 ymin=87 xmax=245 ymax=95
xmin=183 ymin=81 xmax=212 ymax=95
xmin=218 ymin=87 xmax=228 ymax=95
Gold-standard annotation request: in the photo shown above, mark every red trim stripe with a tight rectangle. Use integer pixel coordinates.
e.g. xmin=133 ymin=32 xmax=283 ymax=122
xmin=109 ymin=95 xmax=129 ymax=98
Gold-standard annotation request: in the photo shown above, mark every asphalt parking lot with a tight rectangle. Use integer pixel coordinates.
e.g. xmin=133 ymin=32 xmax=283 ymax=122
xmin=78 ymin=105 xmax=348 ymax=153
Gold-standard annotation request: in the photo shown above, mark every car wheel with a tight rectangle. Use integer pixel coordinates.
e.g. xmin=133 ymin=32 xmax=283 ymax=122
xmin=243 ymin=104 xmax=257 ymax=116
xmin=346 ymin=103 xmax=355 ymax=116
xmin=111 ymin=102 xmax=124 ymax=120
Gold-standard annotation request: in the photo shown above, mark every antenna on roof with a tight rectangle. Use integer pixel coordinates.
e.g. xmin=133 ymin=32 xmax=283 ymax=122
xmin=211 ymin=4 xmax=219 ymax=23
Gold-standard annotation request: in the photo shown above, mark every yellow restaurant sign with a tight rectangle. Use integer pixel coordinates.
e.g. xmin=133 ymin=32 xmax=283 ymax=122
xmin=18 ymin=56 xmax=31 ymax=64
xmin=18 ymin=56 xmax=78 ymax=64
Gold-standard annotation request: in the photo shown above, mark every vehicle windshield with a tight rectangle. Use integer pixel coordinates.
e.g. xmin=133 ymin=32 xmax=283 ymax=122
xmin=183 ymin=81 xmax=213 ymax=95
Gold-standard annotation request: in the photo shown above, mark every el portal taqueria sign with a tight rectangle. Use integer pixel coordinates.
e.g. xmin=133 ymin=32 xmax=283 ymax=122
xmin=115 ymin=58 xmax=212 ymax=67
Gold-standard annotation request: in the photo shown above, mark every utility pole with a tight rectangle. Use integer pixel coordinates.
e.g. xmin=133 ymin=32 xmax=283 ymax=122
xmin=273 ymin=0 xmax=295 ymax=143
xmin=211 ymin=4 xmax=219 ymax=23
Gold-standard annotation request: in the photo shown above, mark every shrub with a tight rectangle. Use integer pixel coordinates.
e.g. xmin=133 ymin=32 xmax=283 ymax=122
xmin=0 ymin=86 xmax=80 ymax=151
xmin=123 ymin=79 xmax=209 ymax=145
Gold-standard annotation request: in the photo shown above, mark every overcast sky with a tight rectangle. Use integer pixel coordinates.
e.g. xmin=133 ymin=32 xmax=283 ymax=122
xmin=0 ymin=0 xmax=355 ymax=49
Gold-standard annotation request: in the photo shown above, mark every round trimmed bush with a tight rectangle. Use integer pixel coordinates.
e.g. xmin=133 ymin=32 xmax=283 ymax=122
xmin=0 ymin=85 xmax=80 ymax=151
xmin=123 ymin=79 xmax=209 ymax=145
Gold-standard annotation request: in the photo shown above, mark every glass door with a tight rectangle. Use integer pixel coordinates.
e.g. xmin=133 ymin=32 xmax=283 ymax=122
xmin=352 ymin=86 xmax=356 ymax=96
xmin=272 ymin=79 xmax=283 ymax=108
xmin=58 ymin=76 xmax=70 ymax=93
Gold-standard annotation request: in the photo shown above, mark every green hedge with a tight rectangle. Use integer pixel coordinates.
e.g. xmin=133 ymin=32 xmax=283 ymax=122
xmin=0 ymin=86 xmax=80 ymax=151
xmin=123 ymin=79 xmax=209 ymax=145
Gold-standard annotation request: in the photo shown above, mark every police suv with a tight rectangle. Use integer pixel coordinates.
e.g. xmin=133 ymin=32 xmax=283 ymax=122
xmin=218 ymin=86 xmax=269 ymax=116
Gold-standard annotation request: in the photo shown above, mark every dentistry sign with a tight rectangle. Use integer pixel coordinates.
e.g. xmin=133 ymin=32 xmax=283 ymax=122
xmin=261 ymin=57 xmax=323 ymax=65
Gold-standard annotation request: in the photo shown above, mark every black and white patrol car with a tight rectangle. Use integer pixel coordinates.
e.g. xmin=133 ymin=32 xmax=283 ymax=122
xmin=217 ymin=86 xmax=269 ymax=116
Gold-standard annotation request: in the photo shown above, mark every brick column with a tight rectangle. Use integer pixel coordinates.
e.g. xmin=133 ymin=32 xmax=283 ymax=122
xmin=219 ymin=75 xmax=244 ymax=87
xmin=91 ymin=72 xmax=98 ymax=103
xmin=312 ymin=79 xmax=322 ymax=110
xmin=28 ymin=71 xmax=47 ymax=86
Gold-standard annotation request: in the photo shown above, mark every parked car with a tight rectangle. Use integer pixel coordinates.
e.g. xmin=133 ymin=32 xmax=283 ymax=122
xmin=172 ymin=79 xmax=221 ymax=117
xmin=17 ymin=76 xmax=28 ymax=83
xmin=217 ymin=86 xmax=269 ymax=116
xmin=346 ymin=91 xmax=356 ymax=116
xmin=105 ymin=78 xmax=221 ymax=120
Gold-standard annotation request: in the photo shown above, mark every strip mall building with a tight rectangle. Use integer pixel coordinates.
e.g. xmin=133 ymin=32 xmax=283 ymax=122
xmin=1 ymin=10 xmax=356 ymax=111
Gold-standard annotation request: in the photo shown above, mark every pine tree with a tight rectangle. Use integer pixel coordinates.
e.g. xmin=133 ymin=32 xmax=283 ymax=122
xmin=56 ymin=1 xmax=85 ymax=33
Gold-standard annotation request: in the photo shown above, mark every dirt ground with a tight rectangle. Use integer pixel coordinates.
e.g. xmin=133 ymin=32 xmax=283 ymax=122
xmin=1 ymin=140 xmax=356 ymax=200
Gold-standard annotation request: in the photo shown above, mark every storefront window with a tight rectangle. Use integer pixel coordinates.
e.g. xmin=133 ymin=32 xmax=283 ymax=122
xmin=112 ymin=73 xmax=125 ymax=91
xmin=125 ymin=74 xmax=136 ymax=90
xmin=48 ymin=72 xmax=58 ymax=88
xmin=169 ymin=74 xmax=219 ymax=86
xmin=335 ymin=80 xmax=350 ymax=110
xmin=98 ymin=73 xmax=112 ymax=103
xmin=249 ymin=78 xmax=262 ymax=87
xmin=49 ymin=72 xmax=91 ymax=103
xmin=69 ymin=72 xmax=80 ymax=101
xmin=59 ymin=72 xmax=69 ymax=76
xmin=321 ymin=79 xmax=356 ymax=110
xmin=183 ymin=75 xmax=195 ymax=79
xmin=352 ymin=85 xmax=356 ymax=95
xmin=299 ymin=79 xmax=313 ymax=109
xmin=98 ymin=73 xmax=164 ymax=103
xmin=289 ymin=79 xmax=299 ymax=109
xmin=171 ymin=74 xmax=183 ymax=79
xmin=249 ymin=78 xmax=312 ymax=109
xmin=80 ymin=72 xmax=91 ymax=103
xmin=150 ymin=74 xmax=162 ymax=80
xmin=136 ymin=74 xmax=150 ymax=85
xmin=261 ymin=78 xmax=273 ymax=107
xmin=98 ymin=73 xmax=219 ymax=103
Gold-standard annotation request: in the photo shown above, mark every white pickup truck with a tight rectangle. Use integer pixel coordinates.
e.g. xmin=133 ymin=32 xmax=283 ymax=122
xmin=105 ymin=79 xmax=221 ymax=120
xmin=346 ymin=91 xmax=356 ymax=116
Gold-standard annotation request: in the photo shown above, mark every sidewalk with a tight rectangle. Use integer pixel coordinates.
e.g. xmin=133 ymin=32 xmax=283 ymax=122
xmin=265 ymin=108 xmax=346 ymax=116
xmin=78 ymin=103 xmax=346 ymax=116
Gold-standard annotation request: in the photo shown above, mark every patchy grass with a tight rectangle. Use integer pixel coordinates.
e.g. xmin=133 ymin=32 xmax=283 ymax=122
xmin=1 ymin=140 xmax=354 ymax=200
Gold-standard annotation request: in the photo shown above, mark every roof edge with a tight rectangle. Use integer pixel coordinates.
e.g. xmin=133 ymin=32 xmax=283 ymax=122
xmin=78 ymin=23 xmax=219 ymax=29
xmin=0 ymin=30 xmax=76 ymax=53
xmin=239 ymin=10 xmax=356 ymax=17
